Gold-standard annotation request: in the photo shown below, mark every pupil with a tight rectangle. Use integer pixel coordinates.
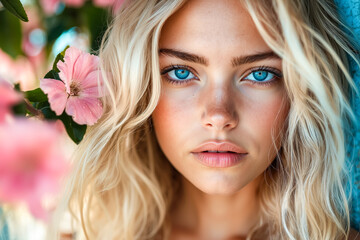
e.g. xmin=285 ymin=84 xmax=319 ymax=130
xmin=175 ymin=69 xmax=190 ymax=79
xmin=254 ymin=71 xmax=268 ymax=81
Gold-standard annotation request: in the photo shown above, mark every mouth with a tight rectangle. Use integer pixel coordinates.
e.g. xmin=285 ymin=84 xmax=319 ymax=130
xmin=191 ymin=141 xmax=248 ymax=168
xmin=201 ymin=150 xmax=237 ymax=153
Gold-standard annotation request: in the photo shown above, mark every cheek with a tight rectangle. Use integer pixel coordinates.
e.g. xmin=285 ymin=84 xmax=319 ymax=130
xmin=152 ymin=90 xmax=195 ymax=159
xmin=242 ymin=86 xmax=288 ymax=156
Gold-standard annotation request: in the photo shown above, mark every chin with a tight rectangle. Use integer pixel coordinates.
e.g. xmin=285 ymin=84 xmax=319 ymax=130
xmin=192 ymin=178 xmax=248 ymax=195
xmin=200 ymin=187 xmax=242 ymax=195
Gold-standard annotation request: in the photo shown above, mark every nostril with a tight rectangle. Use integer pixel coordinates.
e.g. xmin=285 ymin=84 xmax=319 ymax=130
xmin=201 ymin=107 xmax=239 ymax=131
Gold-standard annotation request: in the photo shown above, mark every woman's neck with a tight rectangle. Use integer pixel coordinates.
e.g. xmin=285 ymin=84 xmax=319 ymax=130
xmin=170 ymin=175 xmax=263 ymax=240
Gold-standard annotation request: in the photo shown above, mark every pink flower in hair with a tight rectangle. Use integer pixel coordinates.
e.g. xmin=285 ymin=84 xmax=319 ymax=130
xmin=0 ymin=78 xmax=22 ymax=123
xmin=40 ymin=47 xmax=103 ymax=125
xmin=0 ymin=119 xmax=69 ymax=220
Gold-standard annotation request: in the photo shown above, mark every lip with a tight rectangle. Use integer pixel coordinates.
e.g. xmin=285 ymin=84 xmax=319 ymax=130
xmin=191 ymin=141 xmax=248 ymax=168
xmin=191 ymin=141 xmax=247 ymax=154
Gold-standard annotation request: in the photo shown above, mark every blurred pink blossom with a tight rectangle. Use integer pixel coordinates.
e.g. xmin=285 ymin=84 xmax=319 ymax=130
xmin=0 ymin=78 xmax=22 ymax=123
xmin=0 ymin=119 xmax=69 ymax=220
xmin=40 ymin=47 xmax=103 ymax=125
xmin=93 ymin=0 xmax=114 ymax=7
xmin=40 ymin=0 xmax=61 ymax=15
xmin=0 ymin=50 xmax=38 ymax=91
xmin=41 ymin=0 xmax=86 ymax=14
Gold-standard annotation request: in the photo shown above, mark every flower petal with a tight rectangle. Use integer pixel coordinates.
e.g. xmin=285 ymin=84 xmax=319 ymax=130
xmin=72 ymin=52 xmax=100 ymax=86
xmin=65 ymin=96 xmax=103 ymax=125
xmin=57 ymin=47 xmax=82 ymax=92
xmin=79 ymin=71 xmax=104 ymax=98
xmin=28 ymin=198 xmax=48 ymax=221
xmin=40 ymin=0 xmax=60 ymax=15
xmin=0 ymin=78 xmax=22 ymax=122
xmin=0 ymin=80 xmax=22 ymax=107
xmin=40 ymin=79 xmax=67 ymax=115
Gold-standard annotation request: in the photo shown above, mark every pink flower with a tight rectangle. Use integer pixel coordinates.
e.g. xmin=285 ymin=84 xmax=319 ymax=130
xmin=62 ymin=0 xmax=86 ymax=7
xmin=0 ymin=78 xmax=22 ymax=122
xmin=0 ymin=49 xmax=38 ymax=91
xmin=40 ymin=47 xmax=103 ymax=125
xmin=40 ymin=0 xmax=86 ymax=14
xmin=40 ymin=0 xmax=61 ymax=15
xmin=0 ymin=119 xmax=69 ymax=220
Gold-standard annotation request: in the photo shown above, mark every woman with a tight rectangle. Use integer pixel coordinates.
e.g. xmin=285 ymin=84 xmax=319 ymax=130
xmin=51 ymin=0 xmax=360 ymax=239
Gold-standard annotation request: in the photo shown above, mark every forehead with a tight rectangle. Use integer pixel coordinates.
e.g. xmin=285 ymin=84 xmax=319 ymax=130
xmin=159 ymin=0 xmax=270 ymax=56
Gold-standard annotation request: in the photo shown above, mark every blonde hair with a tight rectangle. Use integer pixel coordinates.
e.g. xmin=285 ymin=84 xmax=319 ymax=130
xmin=50 ymin=0 xmax=358 ymax=239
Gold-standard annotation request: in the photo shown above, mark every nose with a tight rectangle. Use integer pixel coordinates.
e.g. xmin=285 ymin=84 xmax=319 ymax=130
xmin=201 ymin=86 xmax=239 ymax=131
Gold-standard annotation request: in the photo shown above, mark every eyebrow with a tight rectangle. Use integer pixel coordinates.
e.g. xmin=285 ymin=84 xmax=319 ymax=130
xmin=159 ymin=48 xmax=208 ymax=65
xmin=158 ymin=48 xmax=280 ymax=67
xmin=231 ymin=51 xmax=280 ymax=67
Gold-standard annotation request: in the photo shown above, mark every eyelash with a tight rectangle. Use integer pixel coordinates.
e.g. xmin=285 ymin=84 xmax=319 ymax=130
xmin=160 ymin=65 xmax=283 ymax=86
xmin=242 ymin=66 xmax=283 ymax=86
xmin=160 ymin=64 xmax=199 ymax=85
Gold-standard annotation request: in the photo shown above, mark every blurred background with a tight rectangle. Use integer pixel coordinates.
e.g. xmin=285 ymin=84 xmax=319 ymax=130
xmin=0 ymin=0 xmax=120 ymax=239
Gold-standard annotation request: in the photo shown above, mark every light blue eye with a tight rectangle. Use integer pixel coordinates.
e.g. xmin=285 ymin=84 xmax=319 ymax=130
xmin=168 ymin=68 xmax=195 ymax=80
xmin=245 ymin=70 xmax=274 ymax=82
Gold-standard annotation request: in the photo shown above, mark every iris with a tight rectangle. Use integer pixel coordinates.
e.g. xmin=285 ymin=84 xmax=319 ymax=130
xmin=175 ymin=69 xmax=190 ymax=79
xmin=253 ymin=71 xmax=268 ymax=81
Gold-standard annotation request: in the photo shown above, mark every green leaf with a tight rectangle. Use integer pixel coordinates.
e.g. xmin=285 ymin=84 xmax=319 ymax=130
xmin=34 ymin=101 xmax=49 ymax=110
xmin=24 ymin=88 xmax=48 ymax=103
xmin=59 ymin=113 xmax=87 ymax=144
xmin=40 ymin=105 xmax=87 ymax=144
xmin=0 ymin=10 xmax=22 ymax=59
xmin=40 ymin=106 xmax=58 ymax=120
xmin=0 ymin=0 xmax=28 ymax=22
xmin=44 ymin=69 xmax=61 ymax=80
xmin=52 ymin=46 xmax=69 ymax=72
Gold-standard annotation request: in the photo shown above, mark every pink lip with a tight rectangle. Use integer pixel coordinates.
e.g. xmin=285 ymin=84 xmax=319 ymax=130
xmin=191 ymin=141 xmax=248 ymax=168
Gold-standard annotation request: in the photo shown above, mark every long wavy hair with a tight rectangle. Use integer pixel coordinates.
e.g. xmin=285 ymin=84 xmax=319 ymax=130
xmin=49 ymin=0 xmax=358 ymax=239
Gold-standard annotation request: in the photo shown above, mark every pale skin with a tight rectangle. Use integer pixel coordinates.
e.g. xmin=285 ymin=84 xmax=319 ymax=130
xmin=151 ymin=0 xmax=358 ymax=239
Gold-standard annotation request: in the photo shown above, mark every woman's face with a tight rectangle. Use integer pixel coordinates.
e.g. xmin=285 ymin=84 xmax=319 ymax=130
xmin=152 ymin=0 xmax=289 ymax=194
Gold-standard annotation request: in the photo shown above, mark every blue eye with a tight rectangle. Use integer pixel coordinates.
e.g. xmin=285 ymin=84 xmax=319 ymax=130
xmin=167 ymin=68 xmax=196 ymax=81
xmin=245 ymin=70 xmax=275 ymax=82
xmin=161 ymin=65 xmax=199 ymax=84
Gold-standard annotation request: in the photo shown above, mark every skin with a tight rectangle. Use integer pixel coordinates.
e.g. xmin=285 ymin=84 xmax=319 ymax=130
xmin=152 ymin=0 xmax=289 ymax=239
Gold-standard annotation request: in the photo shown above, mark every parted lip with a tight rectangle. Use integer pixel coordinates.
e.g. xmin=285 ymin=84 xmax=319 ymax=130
xmin=191 ymin=141 xmax=247 ymax=154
